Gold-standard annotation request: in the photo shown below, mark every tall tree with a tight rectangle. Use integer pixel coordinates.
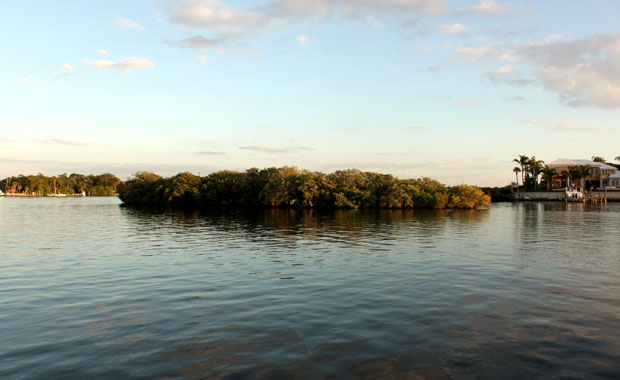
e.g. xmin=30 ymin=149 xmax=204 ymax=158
xmin=513 ymin=167 xmax=521 ymax=193
xmin=592 ymin=156 xmax=606 ymax=163
xmin=528 ymin=157 xmax=545 ymax=191
xmin=513 ymin=155 xmax=529 ymax=188
xmin=576 ymin=165 xmax=592 ymax=189
xmin=541 ymin=167 xmax=557 ymax=191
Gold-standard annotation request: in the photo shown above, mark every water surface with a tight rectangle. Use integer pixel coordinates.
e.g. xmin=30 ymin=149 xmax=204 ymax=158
xmin=1 ymin=198 xmax=620 ymax=379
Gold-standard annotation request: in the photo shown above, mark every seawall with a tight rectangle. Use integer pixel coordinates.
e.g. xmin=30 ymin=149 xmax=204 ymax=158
xmin=514 ymin=190 xmax=620 ymax=201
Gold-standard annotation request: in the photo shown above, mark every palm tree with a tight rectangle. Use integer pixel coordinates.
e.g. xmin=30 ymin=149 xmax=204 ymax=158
xmin=541 ymin=167 xmax=557 ymax=191
xmin=568 ymin=166 xmax=583 ymax=190
xmin=513 ymin=155 xmax=529 ymax=188
xmin=528 ymin=157 xmax=544 ymax=191
xmin=592 ymin=156 xmax=606 ymax=163
xmin=576 ymin=164 xmax=592 ymax=189
xmin=513 ymin=167 xmax=521 ymax=193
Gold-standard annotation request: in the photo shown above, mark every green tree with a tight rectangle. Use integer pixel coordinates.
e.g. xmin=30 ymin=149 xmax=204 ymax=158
xmin=541 ymin=167 xmax=557 ymax=191
xmin=513 ymin=167 xmax=521 ymax=193
xmin=513 ymin=155 xmax=529 ymax=188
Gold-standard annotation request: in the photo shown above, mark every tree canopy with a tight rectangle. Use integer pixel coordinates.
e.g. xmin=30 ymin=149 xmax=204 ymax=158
xmin=1 ymin=173 xmax=121 ymax=196
xmin=118 ymin=167 xmax=491 ymax=209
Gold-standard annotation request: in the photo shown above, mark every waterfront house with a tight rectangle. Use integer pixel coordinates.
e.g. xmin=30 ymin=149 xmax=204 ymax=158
xmin=547 ymin=159 xmax=620 ymax=189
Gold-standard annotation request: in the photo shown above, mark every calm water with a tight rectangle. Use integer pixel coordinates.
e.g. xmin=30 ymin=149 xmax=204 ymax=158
xmin=1 ymin=198 xmax=620 ymax=379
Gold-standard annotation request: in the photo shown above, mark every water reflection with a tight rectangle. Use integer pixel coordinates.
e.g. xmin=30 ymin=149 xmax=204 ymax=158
xmin=2 ymin=199 xmax=620 ymax=379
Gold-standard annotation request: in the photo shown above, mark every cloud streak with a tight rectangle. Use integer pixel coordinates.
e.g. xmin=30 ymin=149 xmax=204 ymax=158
xmin=113 ymin=17 xmax=145 ymax=31
xmin=239 ymin=145 xmax=316 ymax=154
xmin=83 ymin=57 xmax=155 ymax=72
xmin=54 ymin=64 xmax=75 ymax=77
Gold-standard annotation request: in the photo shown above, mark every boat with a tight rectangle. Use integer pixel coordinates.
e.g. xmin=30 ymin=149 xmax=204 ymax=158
xmin=0 ymin=189 xmax=4 ymax=198
xmin=564 ymin=187 xmax=583 ymax=201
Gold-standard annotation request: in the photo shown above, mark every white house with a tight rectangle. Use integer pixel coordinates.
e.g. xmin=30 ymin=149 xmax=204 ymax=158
xmin=547 ymin=159 xmax=620 ymax=189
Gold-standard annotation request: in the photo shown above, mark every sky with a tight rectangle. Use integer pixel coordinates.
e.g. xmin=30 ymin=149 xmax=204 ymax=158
xmin=1 ymin=0 xmax=619 ymax=186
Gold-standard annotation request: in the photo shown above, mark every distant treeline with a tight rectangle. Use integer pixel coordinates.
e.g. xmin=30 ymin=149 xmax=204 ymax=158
xmin=118 ymin=167 xmax=491 ymax=209
xmin=481 ymin=186 xmax=514 ymax=202
xmin=1 ymin=173 xmax=121 ymax=196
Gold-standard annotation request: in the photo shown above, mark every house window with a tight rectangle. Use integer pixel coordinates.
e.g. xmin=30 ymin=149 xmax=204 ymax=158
xmin=555 ymin=166 xmax=560 ymax=172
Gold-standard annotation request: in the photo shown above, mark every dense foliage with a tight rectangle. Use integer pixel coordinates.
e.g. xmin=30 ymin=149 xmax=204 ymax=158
xmin=118 ymin=167 xmax=491 ymax=209
xmin=481 ymin=186 xmax=514 ymax=202
xmin=1 ymin=173 xmax=121 ymax=196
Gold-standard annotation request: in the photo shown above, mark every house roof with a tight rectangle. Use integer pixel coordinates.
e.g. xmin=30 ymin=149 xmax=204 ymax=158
xmin=547 ymin=159 xmax=617 ymax=170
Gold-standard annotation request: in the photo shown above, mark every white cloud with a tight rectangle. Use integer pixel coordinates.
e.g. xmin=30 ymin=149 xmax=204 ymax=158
xmin=168 ymin=0 xmax=265 ymax=31
xmin=454 ymin=43 xmax=495 ymax=63
xmin=457 ymin=0 xmax=508 ymax=16
xmin=83 ymin=57 xmax=155 ymax=72
xmin=19 ymin=74 xmax=34 ymax=84
xmin=113 ymin=17 xmax=145 ymax=31
xmin=196 ymin=150 xmax=225 ymax=155
xmin=187 ymin=55 xmax=209 ymax=66
xmin=97 ymin=49 xmax=109 ymax=56
xmin=166 ymin=0 xmax=449 ymax=32
xmin=239 ymin=145 xmax=315 ymax=154
xmin=438 ymin=23 xmax=468 ymax=35
xmin=454 ymin=100 xmax=476 ymax=107
xmin=240 ymin=145 xmax=290 ymax=154
xmin=266 ymin=0 xmax=448 ymax=19
xmin=54 ymin=64 xmax=75 ymax=77
xmin=298 ymin=34 xmax=309 ymax=46
xmin=452 ymin=34 xmax=620 ymax=109
xmin=175 ymin=35 xmax=256 ymax=55
xmin=514 ymin=34 xmax=620 ymax=109
xmin=35 ymin=139 xmax=95 ymax=146
xmin=554 ymin=121 xmax=618 ymax=133
xmin=18 ymin=75 xmax=52 ymax=86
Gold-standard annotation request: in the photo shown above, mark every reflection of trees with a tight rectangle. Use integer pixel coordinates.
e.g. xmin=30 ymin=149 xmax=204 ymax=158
xmin=120 ymin=207 xmax=484 ymax=248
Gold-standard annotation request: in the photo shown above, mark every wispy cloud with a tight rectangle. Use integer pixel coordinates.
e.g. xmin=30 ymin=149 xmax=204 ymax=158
xmin=554 ymin=121 xmax=618 ymax=133
xmin=409 ymin=125 xmax=424 ymax=130
xmin=19 ymin=74 xmax=34 ymax=84
xmin=97 ymin=49 xmax=109 ymax=56
xmin=458 ymin=34 xmax=620 ymax=109
xmin=54 ymin=64 xmax=75 ymax=77
xmin=298 ymin=34 xmax=309 ymax=46
xmin=34 ymin=139 xmax=95 ymax=146
xmin=239 ymin=145 xmax=316 ymax=154
xmin=113 ymin=17 xmax=145 ymax=31
xmin=454 ymin=100 xmax=476 ymax=107
xmin=82 ymin=57 xmax=155 ymax=72
xmin=453 ymin=0 xmax=508 ymax=17
xmin=519 ymin=119 xmax=547 ymax=126
xmin=196 ymin=150 xmax=225 ymax=155
xmin=454 ymin=43 xmax=495 ymax=63
xmin=240 ymin=145 xmax=290 ymax=154
xmin=187 ymin=55 xmax=209 ymax=66
xmin=18 ymin=74 xmax=52 ymax=86
xmin=167 ymin=0 xmax=266 ymax=31
xmin=173 ymin=35 xmax=256 ymax=56
xmin=438 ymin=23 xmax=468 ymax=35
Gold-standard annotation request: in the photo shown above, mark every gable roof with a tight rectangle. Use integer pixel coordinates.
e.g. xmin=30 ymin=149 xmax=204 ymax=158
xmin=547 ymin=159 xmax=617 ymax=170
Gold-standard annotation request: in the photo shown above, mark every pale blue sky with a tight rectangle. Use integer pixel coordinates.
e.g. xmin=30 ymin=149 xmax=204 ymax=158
xmin=1 ymin=0 xmax=619 ymax=186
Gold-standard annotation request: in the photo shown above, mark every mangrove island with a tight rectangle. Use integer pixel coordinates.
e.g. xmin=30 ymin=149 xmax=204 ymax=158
xmin=118 ymin=167 xmax=491 ymax=209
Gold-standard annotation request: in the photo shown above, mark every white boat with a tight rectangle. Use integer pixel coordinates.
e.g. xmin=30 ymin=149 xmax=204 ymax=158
xmin=564 ymin=188 xmax=583 ymax=201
